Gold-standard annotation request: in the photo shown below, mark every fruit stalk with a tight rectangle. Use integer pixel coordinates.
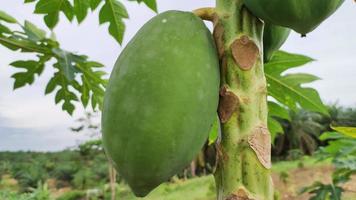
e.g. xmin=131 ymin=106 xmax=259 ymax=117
xmin=213 ymin=0 xmax=274 ymax=199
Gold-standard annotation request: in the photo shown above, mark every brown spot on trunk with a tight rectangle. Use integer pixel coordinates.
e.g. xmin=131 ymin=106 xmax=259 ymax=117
xmin=215 ymin=144 xmax=228 ymax=171
xmin=231 ymin=35 xmax=259 ymax=71
xmin=213 ymin=23 xmax=225 ymax=58
xmin=220 ymin=56 xmax=227 ymax=80
xmin=248 ymin=125 xmax=271 ymax=169
xmin=218 ymin=86 xmax=239 ymax=123
xmin=225 ymin=188 xmax=254 ymax=200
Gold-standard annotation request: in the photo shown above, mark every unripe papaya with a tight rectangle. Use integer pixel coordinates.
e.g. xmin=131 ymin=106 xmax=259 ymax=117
xmin=244 ymin=0 xmax=344 ymax=35
xmin=263 ymin=23 xmax=290 ymax=62
xmin=101 ymin=11 xmax=220 ymax=197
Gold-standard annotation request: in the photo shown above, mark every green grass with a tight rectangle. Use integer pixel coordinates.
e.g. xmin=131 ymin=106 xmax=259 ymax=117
xmin=271 ymin=156 xmax=331 ymax=173
xmin=119 ymin=176 xmax=216 ymax=200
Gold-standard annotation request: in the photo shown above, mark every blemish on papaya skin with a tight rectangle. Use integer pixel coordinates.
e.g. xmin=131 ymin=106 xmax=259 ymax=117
xmin=231 ymin=35 xmax=259 ymax=71
xmin=213 ymin=23 xmax=225 ymax=59
xmin=225 ymin=188 xmax=254 ymax=200
xmin=218 ymin=86 xmax=239 ymax=123
xmin=248 ymin=125 xmax=271 ymax=169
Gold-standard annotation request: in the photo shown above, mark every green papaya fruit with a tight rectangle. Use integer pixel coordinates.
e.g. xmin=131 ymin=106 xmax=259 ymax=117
xmin=101 ymin=11 xmax=220 ymax=197
xmin=263 ymin=23 xmax=291 ymax=62
xmin=244 ymin=0 xmax=344 ymax=35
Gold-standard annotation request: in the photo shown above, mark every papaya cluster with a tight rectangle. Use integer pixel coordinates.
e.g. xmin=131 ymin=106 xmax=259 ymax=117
xmin=251 ymin=0 xmax=345 ymax=62
xmin=102 ymin=1 xmax=345 ymax=197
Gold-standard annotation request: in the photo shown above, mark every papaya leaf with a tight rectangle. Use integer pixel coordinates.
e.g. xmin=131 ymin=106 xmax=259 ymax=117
xmin=0 ymin=10 xmax=107 ymax=115
xmin=45 ymin=75 xmax=59 ymax=94
xmin=265 ymin=51 xmax=328 ymax=116
xmin=331 ymin=125 xmax=356 ymax=138
xmin=0 ymin=10 xmax=17 ymax=23
xmin=0 ymin=23 xmax=11 ymax=34
xmin=34 ymin=0 xmax=74 ymax=29
xmin=268 ymin=101 xmax=289 ymax=141
xmin=23 ymin=21 xmax=46 ymax=42
xmin=90 ymin=0 xmax=103 ymax=10
xmin=10 ymin=60 xmax=45 ymax=89
xmin=26 ymin=0 xmax=155 ymax=45
xmin=81 ymin=75 xmax=90 ymax=108
xmin=74 ymin=0 xmax=90 ymax=23
xmin=128 ymin=0 xmax=157 ymax=12
xmin=53 ymin=71 xmax=79 ymax=115
xmin=268 ymin=101 xmax=290 ymax=120
xmin=51 ymin=48 xmax=79 ymax=81
xmin=319 ymin=131 xmax=345 ymax=141
xmin=99 ymin=0 xmax=128 ymax=44
xmin=44 ymin=13 xmax=59 ymax=29
xmin=265 ymin=51 xmax=314 ymax=76
xmin=268 ymin=116 xmax=283 ymax=142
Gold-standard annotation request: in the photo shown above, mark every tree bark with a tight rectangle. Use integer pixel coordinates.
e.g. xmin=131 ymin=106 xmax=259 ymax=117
xmin=213 ymin=0 xmax=274 ymax=199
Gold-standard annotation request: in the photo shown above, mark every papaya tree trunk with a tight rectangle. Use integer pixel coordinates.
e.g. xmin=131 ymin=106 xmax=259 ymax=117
xmin=213 ymin=0 xmax=274 ymax=199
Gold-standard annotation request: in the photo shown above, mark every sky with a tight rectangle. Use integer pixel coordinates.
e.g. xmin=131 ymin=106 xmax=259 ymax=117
xmin=0 ymin=1 xmax=355 ymax=151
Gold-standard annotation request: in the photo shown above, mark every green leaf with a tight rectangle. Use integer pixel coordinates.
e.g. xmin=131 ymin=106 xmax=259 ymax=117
xmin=55 ymin=86 xmax=78 ymax=115
xmin=99 ymin=0 xmax=128 ymax=44
xmin=89 ymin=0 xmax=103 ymax=11
xmin=24 ymin=0 xmax=37 ymax=3
xmin=268 ymin=101 xmax=290 ymax=120
xmin=334 ymin=158 xmax=356 ymax=171
xmin=44 ymin=13 xmax=59 ymax=29
xmin=91 ymin=90 xmax=98 ymax=110
xmin=10 ymin=60 xmax=45 ymax=89
xmin=74 ymin=0 xmax=90 ymax=23
xmin=45 ymin=75 xmax=59 ymax=94
xmin=0 ymin=12 xmax=107 ymax=115
xmin=34 ymin=0 xmax=74 ymax=28
xmin=268 ymin=101 xmax=288 ymax=142
xmin=23 ymin=21 xmax=46 ymax=42
xmin=331 ymin=125 xmax=356 ymax=138
xmin=86 ymin=61 xmax=104 ymax=68
xmin=0 ymin=10 xmax=17 ymax=23
xmin=142 ymin=0 xmax=157 ymax=12
xmin=265 ymin=51 xmax=328 ymax=115
xmin=282 ymin=73 xmax=320 ymax=86
xmin=319 ymin=132 xmax=345 ymax=141
xmin=268 ymin=117 xmax=283 ymax=142
xmin=265 ymin=51 xmax=314 ymax=76
xmin=11 ymin=72 xmax=35 ymax=89
xmin=81 ymin=78 xmax=90 ymax=108
xmin=52 ymin=48 xmax=79 ymax=81
xmin=0 ymin=23 xmax=11 ymax=34
xmin=129 ymin=0 xmax=157 ymax=12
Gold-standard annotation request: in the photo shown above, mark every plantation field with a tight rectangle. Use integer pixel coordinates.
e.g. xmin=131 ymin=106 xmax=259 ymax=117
xmin=1 ymin=152 xmax=355 ymax=200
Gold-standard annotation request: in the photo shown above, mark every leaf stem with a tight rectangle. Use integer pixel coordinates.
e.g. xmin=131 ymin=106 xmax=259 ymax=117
xmin=0 ymin=36 xmax=51 ymax=54
xmin=193 ymin=7 xmax=216 ymax=22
